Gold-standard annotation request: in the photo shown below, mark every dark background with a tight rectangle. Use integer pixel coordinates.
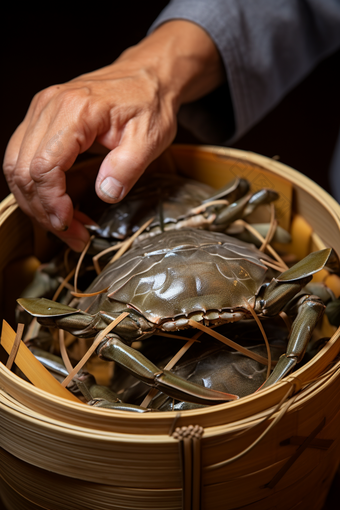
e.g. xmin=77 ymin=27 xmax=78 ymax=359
xmin=1 ymin=3 xmax=340 ymax=201
xmin=1 ymin=3 xmax=340 ymax=509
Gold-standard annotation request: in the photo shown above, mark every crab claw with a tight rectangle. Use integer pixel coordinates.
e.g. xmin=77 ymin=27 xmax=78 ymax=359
xmin=97 ymin=335 xmax=239 ymax=405
xmin=18 ymin=297 xmax=80 ymax=317
xmin=17 ymin=297 xmax=238 ymax=405
xmin=212 ymin=188 xmax=279 ymax=229
xmin=17 ymin=297 xmax=109 ymax=337
xmin=257 ymin=249 xmax=333 ymax=390
xmin=257 ymin=248 xmax=333 ymax=316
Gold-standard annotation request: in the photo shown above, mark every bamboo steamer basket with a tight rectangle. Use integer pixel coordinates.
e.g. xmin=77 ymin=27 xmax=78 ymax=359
xmin=1 ymin=145 xmax=340 ymax=510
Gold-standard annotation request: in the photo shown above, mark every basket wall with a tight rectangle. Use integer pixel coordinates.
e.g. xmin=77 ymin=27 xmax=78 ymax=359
xmin=1 ymin=145 xmax=340 ymax=510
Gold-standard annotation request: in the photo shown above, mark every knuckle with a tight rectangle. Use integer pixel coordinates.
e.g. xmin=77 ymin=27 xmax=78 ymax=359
xmin=30 ymin=158 xmax=66 ymax=194
xmin=55 ymin=85 xmax=91 ymax=110
xmin=12 ymin=169 xmax=35 ymax=195
xmin=32 ymin=85 xmax=61 ymax=111
xmin=36 ymin=84 xmax=63 ymax=102
xmin=3 ymin=159 xmax=15 ymax=179
xmin=29 ymin=155 xmax=52 ymax=183
xmin=32 ymin=84 xmax=91 ymax=115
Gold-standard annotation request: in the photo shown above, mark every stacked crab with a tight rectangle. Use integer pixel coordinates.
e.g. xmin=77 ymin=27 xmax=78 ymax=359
xmin=17 ymin=173 xmax=339 ymax=412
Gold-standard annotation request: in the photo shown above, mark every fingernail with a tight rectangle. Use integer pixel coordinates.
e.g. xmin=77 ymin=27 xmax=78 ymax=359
xmin=100 ymin=176 xmax=123 ymax=200
xmin=49 ymin=213 xmax=68 ymax=231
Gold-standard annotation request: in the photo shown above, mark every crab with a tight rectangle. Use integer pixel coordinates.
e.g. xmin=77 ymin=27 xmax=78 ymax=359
xmin=18 ymin=228 xmax=333 ymax=406
xmin=108 ymin=320 xmax=291 ymax=411
xmin=87 ymin=173 xmax=281 ymax=244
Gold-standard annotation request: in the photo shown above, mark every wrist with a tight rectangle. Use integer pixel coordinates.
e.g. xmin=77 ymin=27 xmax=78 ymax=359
xmin=117 ymin=20 xmax=226 ymax=112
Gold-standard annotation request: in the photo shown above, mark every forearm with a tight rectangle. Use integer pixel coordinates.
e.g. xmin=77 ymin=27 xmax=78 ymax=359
xmin=151 ymin=0 xmax=340 ymax=142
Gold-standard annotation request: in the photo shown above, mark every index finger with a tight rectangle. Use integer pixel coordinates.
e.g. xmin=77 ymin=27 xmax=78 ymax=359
xmin=12 ymin=123 xmax=85 ymax=229
xmin=5 ymin=123 xmax=92 ymax=251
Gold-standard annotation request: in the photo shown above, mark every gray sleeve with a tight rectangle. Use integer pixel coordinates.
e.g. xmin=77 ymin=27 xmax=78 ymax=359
xmin=149 ymin=0 xmax=340 ymax=143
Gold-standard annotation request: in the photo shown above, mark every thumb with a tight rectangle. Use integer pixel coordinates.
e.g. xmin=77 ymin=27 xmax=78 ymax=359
xmin=95 ymin=121 xmax=173 ymax=204
xmin=95 ymin=147 xmax=152 ymax=204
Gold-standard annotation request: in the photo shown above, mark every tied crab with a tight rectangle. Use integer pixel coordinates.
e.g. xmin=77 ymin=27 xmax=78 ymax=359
xmin=18 ymin=228 xmax=335 ymax=406
xmin=87 ymin=173 xmax=283 ymax=245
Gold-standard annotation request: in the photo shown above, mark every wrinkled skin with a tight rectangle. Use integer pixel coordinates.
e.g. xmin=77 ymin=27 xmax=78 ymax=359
xmin=3 ymin=20 xmax=226 ymax=252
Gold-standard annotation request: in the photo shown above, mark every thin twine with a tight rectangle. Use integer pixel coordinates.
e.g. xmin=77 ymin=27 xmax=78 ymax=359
xmin=204 ymin=362 xmax=339 ymax=472
xmin=61 ymin=312 xmax=129 ymax=387
xmin=259 ymin=203 xmax=277 ymax=253
xmin=205 ymin=384 xmax=297 ymax=472
xmin=241 ymin=298 xmax=272 ymax=380
xmin=140 ymin=330 xmax=203 ymax=408
xmin=74 ymin=235 xmax=95 ymax=294
xmin=187 ymin=319 xmax=272 ymax=367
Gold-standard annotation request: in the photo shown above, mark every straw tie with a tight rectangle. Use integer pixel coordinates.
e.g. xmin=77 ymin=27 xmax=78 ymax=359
xmin=6 ymin=323 xmax=24 ymax=370
xmin=286 ymin=375 xmax=303 ymax=393
xmin=171 ymin=424 xmax=204 ymax=510
xmin=172 ymin=425 xmax=204 ymax=441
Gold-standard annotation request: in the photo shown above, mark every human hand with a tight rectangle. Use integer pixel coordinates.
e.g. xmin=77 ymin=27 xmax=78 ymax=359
xmin=3 ymin=57 xmax=177 ymax=251
xmin=3 ymin=20 xmax=225 ymax=251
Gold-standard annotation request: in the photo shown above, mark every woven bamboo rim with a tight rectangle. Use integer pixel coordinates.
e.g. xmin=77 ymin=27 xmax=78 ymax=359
xmin=1 ymin=145 xmax=340 ymax=510
xmin=1 ymin=359 xmax=340 ymax=509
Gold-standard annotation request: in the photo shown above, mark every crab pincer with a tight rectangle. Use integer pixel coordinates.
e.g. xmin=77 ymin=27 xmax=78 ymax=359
xmin=18 ymin=297 xmax=238 ymax=405
xmin=97 ymin=334 xmax=238 ymax=404
xmin=258 ymin=250 xmax=333 ymax=388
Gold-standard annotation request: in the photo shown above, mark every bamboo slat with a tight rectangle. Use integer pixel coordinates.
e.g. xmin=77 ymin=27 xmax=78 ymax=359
xmin=1 ymin=322 xmax=81 ymax=403
xmin=1 ymin=145 xmax=340 ymax=510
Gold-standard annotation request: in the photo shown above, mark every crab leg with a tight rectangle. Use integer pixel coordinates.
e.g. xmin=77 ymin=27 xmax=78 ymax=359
xmin=256 ymin=248 xmax=332 ymax=389
xmin=17 ymin=298 xmax=238 ymax=405
xmin=261 ymin=294 xmax=325 ymax=388
xmin=202 ymin=177 xmax=250 ymax=203
xmin=17 ymin=298 xmax=144 ymax=340
xmin=97 ymin=335 xmax=238 ymax=405
xmin=212 ymin=189 xmax=279 ymax=230
xmin=74 ymin=372 xmax=156 ymax=412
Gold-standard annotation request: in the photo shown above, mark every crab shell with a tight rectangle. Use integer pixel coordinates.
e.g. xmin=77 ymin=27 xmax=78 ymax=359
xmin=76 ymin=229 xmax=276 ymax=329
